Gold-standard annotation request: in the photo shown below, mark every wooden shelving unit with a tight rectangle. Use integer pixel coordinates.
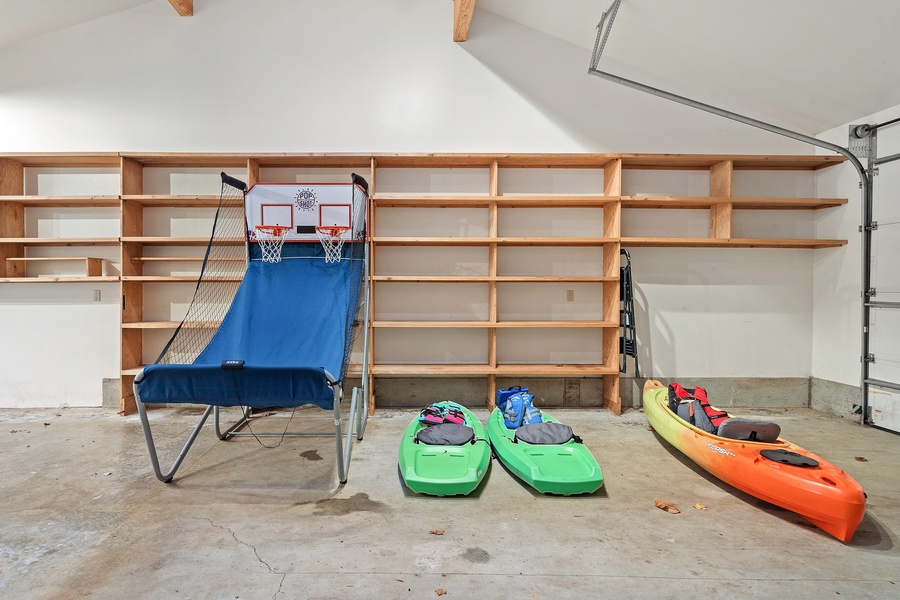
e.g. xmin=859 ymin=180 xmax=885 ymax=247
xmin=369 ymin=156 xmax=621 ymax=414
xmin=0 ymin=152 xmax=849 ymax=415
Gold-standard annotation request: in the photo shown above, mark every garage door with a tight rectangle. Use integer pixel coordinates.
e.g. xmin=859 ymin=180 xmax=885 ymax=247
xmin=865 ymin=119 xmax=900 ymax=434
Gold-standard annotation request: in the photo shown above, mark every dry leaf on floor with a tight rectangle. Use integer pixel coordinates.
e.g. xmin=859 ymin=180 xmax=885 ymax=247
xmin=855 ymin=456 xmax=868 ymax=462
xmin=430 ymin=530 xmax=444 ymax=535
xmin=655 ymin=499 xmax=680 ymax=514
xmin=435 ymin=589 xmax=447 ymax=596
xmin=694 ymin=503 xmax=708 ymax=510
xmin=647 ymin=426 xmax=654 ymax=431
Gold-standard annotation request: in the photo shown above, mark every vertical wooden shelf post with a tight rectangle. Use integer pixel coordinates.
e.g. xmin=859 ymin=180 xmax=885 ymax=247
xmin=119 ymin=157 xmax=144 ymax=415
xmin=367 ymin=157 xmax=378 ymax=415
xmin=710 ymin=160 xmax=733 ymax=239
xmin=246 ymin=158 xmax=260 ymax=188
xmin=487 ymin=160 xmax=500 ymax=409
xmin=0 ymin=159 xmax=25 ymax=277
xmin=603 ymin=158 xmax=622 ymax=414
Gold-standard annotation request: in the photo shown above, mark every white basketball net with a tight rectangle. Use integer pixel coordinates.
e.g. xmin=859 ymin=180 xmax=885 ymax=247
xmin=316 ymin=226 xmax=349 ymax=263
xmin=253 ymin=225 xmax=290 ymax=263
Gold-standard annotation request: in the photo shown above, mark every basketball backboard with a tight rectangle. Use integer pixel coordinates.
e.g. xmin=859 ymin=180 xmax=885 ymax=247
xmin=245 ymin=182 xmax=364 ymax=242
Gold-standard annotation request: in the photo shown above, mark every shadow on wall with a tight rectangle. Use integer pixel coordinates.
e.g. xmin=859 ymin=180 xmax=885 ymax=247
xmin=460 ymin=10 xmax=806 ymax=154
xmin=621 ymin=247 xmax=815 ymax=381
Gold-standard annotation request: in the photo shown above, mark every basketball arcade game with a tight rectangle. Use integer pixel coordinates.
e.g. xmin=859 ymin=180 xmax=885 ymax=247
xmin=133 ymin=173 xmax=370 ymax=484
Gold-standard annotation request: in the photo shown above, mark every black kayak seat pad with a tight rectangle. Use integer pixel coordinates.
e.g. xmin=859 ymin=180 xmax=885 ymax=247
xmin=514 ymin=422 xmax=579 ymax=445
xmin=716 ymin=417 xmax=781 ymax=444
xmin=415 ymin=423 xmax=475 ymax=445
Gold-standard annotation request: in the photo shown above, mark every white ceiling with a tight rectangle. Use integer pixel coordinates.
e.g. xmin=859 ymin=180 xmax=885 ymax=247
xmin=1 ymin=0 xmax=898 ymax=134
xmin=478 ymin=0 xmax=900 ymax=134
xmin=0 ymin=0 xmax=153 ymax=50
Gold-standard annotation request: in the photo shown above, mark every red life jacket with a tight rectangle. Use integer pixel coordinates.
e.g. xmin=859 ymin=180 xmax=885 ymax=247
xmin=667 ymin=383 xmax=730 ymax=432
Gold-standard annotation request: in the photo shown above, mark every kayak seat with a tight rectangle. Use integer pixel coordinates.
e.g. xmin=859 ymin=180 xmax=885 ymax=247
xmin=415 ymin=423 xmax=476 ymax=446
xmin=514 ymin=422 xmax=581 ymax=445
xmin=716 ymin=418 xmax=781 ymax=443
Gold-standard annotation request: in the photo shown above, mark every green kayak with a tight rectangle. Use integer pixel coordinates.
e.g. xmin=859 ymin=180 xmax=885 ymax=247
xmin=487 ymin=407 xmax=603 ymax=495
xmin=398 ymin=402 xmax=491 ymax=496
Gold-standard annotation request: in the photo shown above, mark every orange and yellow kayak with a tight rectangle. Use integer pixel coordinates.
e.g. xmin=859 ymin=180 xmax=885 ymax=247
xmin=643 ymin=380 xmax=866 ymax=542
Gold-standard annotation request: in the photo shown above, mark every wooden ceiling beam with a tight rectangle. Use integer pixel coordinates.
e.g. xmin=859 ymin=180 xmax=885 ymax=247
xmin=168 ymin=0 xmax=193 ymax=17
xmin=453 ymin=0 xmax=476 ymax=42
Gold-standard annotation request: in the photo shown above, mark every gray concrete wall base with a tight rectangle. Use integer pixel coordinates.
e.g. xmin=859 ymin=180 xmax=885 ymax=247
xmin=810 ymin=378 xmax=861 ymax=419
xmin=373 ymin=377 xmax=605 ymax=409
xmin=622 ymin=377 xmax=811 ymax=409
xmin=103 ymin=374 xmax=862 ymax=417
xmin=102 ymin=378 xmax=120 ymax=409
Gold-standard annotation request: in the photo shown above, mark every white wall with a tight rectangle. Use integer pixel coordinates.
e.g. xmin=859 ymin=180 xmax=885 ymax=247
xmin=814 ymin=103 xmax=900 ymax=386
xmin=0 ymin=0 xmax=807 ymax=154
xmin=0 ymin=0 xmax=843 ymax=407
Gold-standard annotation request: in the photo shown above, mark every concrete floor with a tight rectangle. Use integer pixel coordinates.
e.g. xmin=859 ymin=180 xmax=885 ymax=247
xmin=1 ymin=404 xmax=897 ymax=599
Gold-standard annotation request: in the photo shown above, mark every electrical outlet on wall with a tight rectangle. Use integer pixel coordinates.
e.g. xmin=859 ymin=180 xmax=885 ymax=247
xmin=93 ymin=290 xmax=101 ymax=302
xmin=566 ymin=289 xmax=575 ymax=302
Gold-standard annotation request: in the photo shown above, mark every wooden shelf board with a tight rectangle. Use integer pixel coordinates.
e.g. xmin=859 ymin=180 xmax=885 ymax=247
xmin=251 ymin=154 xmax=373 ymax=168
xmin=122 ymin=321 xmax=180 ymax=329
xmin=374 ymin=195 xmax=492 ymax=208
xmin=121 ymin=275 xmax=242 ymax=282
xmin=372 ymin=275 xmax=614 ymax=283
xmin=622 ymin=237 xmax=848 ymax=249
xmin=373 ymin=237 xmax=616 ymax=247
xmin=374 ymin=153 xmax=620 ymax=168
xmin=122 ymin=276 xmax=198 ymax=282
xmin=123 ymin=153 xmax=372 ymax=168
xmin=371 ymin=364 xmax=616 ymax=376
xmin=1 ymin=152 xmax=845 ymax=171
xmin=121 ymin=153 xmax=250 ymax=168
xmin=374 ymin=195 xmax=614 ymax=208
xmin=0 ymin=237 xmax=120 ymax=246
xmin=121 ymin=237 xmax=244 ymax=246
xmin=122 ymin=195 xmax=221 ymax=207
xmin=0 ymin=276 xmax=118 ymax=283
xmin=619 ymin=154 xmax=846 ymax=171
xmin=0 ymin=195 xmax=121 ymax=207
xmin=0 ymin=153 xmax=121 ymax=167
xmin=493 ymin=364 xmax=617 ymax=375
xmin=132 ymin=256 xmax=245 ymax=262
xmin=122 ymin=321 xmax=219 ymax=329
xmin=7 ymin=256 xmax=104 ymax=262
xmin=620 ymin=196 xmax=848 ymax=210
xmin=373 ymin=320 xmax=615 ymax=328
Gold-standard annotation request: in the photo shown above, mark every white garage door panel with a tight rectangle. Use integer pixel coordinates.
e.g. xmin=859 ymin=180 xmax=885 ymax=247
xmin=872 ymin=162 xmax=900 ymax=223
xmin=868 ymin=139 xmax=900 ymax=433
xmin=868 ymin=387 xmax=900 ymax=432
xmin=870 ymin=307 xmax=900 ymax=382
xmin=872 ymin=221 xmax=900 ymax=297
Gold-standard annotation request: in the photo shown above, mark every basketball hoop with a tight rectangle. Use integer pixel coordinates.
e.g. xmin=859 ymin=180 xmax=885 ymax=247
xmin=253 ymin=225 xmax=290 ymax=263
xmin=316 ymin=225 xmax=350 ymax=263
